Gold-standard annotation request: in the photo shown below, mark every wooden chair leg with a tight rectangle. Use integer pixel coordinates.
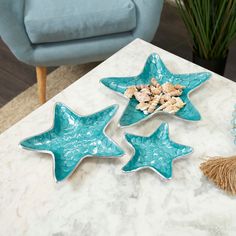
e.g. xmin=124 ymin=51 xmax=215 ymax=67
xmin=36 ymin=66 xmax=47 ymax=104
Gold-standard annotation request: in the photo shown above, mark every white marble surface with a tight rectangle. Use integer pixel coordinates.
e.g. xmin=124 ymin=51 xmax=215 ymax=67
xmin=0 ymin=39 xmax=236 ymax=236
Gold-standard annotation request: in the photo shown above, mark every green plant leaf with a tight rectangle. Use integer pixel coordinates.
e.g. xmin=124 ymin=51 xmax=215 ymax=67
xmin=175 ymin=0 xmax=236 ymax=59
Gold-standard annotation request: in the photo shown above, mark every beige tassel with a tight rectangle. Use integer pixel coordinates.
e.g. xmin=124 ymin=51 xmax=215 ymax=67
xmin=200 ymin=156 xmax=236 ymax=195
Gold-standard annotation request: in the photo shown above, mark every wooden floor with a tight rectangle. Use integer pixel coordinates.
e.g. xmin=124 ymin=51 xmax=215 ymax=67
xmin=0 ymin=2 xmax=235 ymax=108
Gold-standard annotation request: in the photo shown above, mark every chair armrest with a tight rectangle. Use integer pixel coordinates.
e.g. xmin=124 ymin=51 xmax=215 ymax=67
xmin=132 ymin=0 xmax=164 ymax=42
xmin=0 ymin=0 xmax=33 ymax=63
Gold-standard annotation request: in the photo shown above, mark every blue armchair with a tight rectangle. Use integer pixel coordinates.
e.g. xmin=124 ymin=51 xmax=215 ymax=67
xmin=0 ymin=0 xmax=163 ymax=103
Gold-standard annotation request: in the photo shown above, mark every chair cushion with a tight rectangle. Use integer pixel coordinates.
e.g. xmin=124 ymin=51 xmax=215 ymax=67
xmin=24 ymin=0 xmax=136 ymax=44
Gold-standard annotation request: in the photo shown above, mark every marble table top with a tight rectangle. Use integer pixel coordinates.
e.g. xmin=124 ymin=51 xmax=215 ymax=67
xmin=0 ymin=39 xmax=236 ymax=236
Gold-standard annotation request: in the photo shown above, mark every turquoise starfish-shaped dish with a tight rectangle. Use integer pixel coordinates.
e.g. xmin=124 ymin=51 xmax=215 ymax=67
xmin=122 ymin=123 xmax=193 ymax=179
xmin=100 ymin=53 xmax=212 ymax=127
xmin=20 ymin=103 xmax=124 ymax=182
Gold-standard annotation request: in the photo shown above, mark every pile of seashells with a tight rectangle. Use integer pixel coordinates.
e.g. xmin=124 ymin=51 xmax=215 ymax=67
xmin=124 ymin=78 xmax=186 ymax=114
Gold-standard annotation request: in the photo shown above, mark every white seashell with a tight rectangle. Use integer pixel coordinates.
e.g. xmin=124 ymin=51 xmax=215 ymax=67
xmin=124 ymin=86 xmax=137 ymax=98
xmin=150 ymin=78 xmax=160 ymax=87
xmin=150 ymin=85 xmax=162 ymax=95
xmin=162 ymin=82 xmax=175 ymax=93
xmin=174 ymin=97 xmax=185 ymax=108
xmin=163 ymin=105 xmax=180 ymax=114
xmin=136 ymin=102 xmax=150 ymax=111
xmin=140 ymin=87 xmax=151 ymax=95
xmin=147 ymin=99 xmax=159 ymax=113
xmin=134 ymin=92 xmax=151 ymax=102
xmin=175 ymin=84 xmax=185 ymax=90
xmin=160 ymin=94 xmax=171 ymax=104
xmin=167 ymin=90 xmax=182 ymax=97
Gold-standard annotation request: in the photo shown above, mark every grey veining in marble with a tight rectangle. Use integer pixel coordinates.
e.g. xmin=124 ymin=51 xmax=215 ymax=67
xmin=0 ymin=39 xmax=236 ymax=236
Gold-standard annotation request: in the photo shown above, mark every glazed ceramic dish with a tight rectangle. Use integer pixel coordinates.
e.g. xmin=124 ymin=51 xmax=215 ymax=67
xmin=100 ymin=53 xmax=212 ymax=127
xmin=122 ymin=122 xmax=193 ymax=179
xmin=19 ymin=103 xmax=124 ymax=182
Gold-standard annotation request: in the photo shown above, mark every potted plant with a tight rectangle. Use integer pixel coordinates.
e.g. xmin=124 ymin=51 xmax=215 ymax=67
xmin=175 ymin=0 xmax=236 ymax=75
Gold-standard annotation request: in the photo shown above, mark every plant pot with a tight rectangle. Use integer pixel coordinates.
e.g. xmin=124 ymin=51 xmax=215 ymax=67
xmin=192 ymin=52 xmax=228 ymax=76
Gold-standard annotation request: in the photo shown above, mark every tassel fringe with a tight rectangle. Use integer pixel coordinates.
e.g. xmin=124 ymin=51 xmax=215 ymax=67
xmin=200 ymin=156 xmax=236 ymax=195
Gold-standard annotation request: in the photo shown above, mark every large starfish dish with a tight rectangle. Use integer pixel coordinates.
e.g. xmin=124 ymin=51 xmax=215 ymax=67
xmin=20 ymin=103 xmax=124 ymax=182
xmin=122 ymin=122 xmax=193 ymax=179
xmin=100 ymin=53 xmax=211 ymax=127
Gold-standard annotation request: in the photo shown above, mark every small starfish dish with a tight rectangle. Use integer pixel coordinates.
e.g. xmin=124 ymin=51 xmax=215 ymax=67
xmin=122 ymin=123 xmax=193 ymax=179
xmin=20 ymin=103 xmax=124 ymax=182
xmin=100 ymin=53 xmax=212 ymax=127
